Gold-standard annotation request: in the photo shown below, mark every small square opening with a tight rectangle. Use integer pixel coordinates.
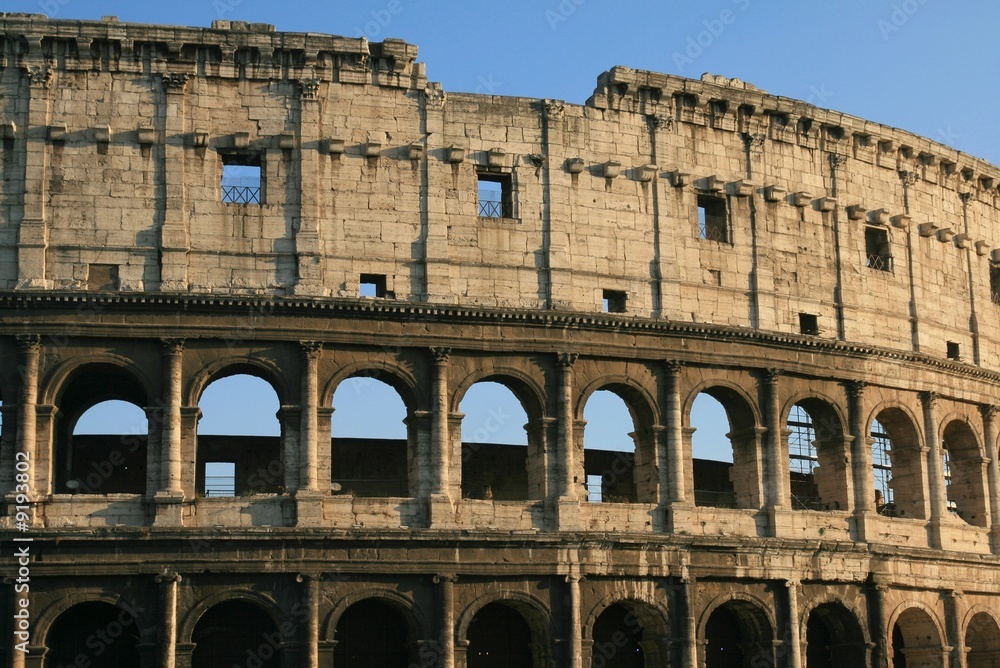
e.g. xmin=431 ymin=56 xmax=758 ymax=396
xmin=477 ymin=172 xmax=513 ymax=218
xmin=602 ymin=289 xmax=627 ymax=313
xmin=697 ymin=194 xmax=728 ymax=242
xmin=946 ymin=341 xmax=961 ymax=361
xmin=990 ymin=265 xmax=1000 ymax=304
xmin=87 ymin=263 xmax=119 ymax=291
xmin=204 ymin=462 xmax=235 ymax=497
xmin=865 ymin=226 xmax=892 ymax=271
xmin=799 ymin=313 xmax=819 ymax=335
xmin=360 ymin=273 xmax=391 ymax=298
xmin=220 ymin=152 xmax=262 ymax=205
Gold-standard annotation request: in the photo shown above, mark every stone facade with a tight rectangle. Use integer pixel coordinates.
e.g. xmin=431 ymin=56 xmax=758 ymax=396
xmin=1 ymin=12 xmax=1000 ymax=668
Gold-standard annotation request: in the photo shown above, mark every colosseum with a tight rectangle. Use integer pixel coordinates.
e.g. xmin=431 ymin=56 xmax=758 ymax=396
xmin=1 ymin=11 xmax=1000 ymax=668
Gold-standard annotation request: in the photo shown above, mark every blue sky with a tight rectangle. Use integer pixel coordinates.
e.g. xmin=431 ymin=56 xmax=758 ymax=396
xmin=33 ymin=1 xmax=1000 ymax=461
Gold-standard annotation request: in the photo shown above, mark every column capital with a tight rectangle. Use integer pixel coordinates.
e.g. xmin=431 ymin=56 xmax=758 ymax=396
xmin=784 ymin=578 xmax=801 ymax=589
xmin=155 ymin=572 xmax=182 ymax=584
xmin=296 ymin=572 xmax=323 ymax=583
xmin=565 ymin=574 xmax=585 ymax=584
xmin=919 ymin=390 xmax=939 ymax=407
xmin=760 ymin=368 xmax=782 ymax=385
xmin=161 ymin=72 xmax=190 ymax=92
xmin=979 ymin=404 xmax=998 ymax=421
xmin=161 ymin=338 xmax=185 ymax=355
xmin=300 ymin=340 xmax=323 ymax=359
xmin=845 ymin=380 xmax=867 ymax=400
xmin=556 ymin=352 xmax=579 ymax=368
xmin=433 ymin=574 xmax=458 ymax=585
xmin=429 ymin=346 xmax=451 ymax=363
xmin=664 ymin=359 xmax=684 ymax=374
xmin=15 ymin=334 xmax=41 ymax=353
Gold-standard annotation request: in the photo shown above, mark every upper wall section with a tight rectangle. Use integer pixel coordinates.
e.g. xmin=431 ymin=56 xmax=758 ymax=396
xmin=3 ymin=15 xmax=1000 ymax=369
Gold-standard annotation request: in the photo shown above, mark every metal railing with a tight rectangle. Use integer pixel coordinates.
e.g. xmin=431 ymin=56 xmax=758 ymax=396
xmin=866 ymin=253 xmax=893 ymax=272
xmin=699 ymin=222 xmax=727 ymax=242
xmin=478 ymin=198 xmax=508 ymax=218
xmin=222 ymin=184 xmax=261 ymax=205
xmin=203 ymin=475 xmax=235 ymax=497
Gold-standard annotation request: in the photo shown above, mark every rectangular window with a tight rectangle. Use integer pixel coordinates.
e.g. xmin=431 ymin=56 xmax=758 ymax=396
xmin=991 ymin=265 xmax=1000 ymax=304
xmin=360 ymin=273 xmax=392 ymax=298
xmin=586 ymin=474 xmax=604 ymax=502
xmin=697 ymin=194 xmax=728 ymax=242
xmin=865 ymin=227 xmax=892 ymax=271
xmin=204 ymin=462 xmax=235 ymax=497
xmin=798 ymin=313 xmax=819 ymax=335
xmin=602 ymin=289 xmax=627 ymax=313
xmin=477 ymin=173 xmax=512 ymax=218
xmin=220 ymin=153 xmax=262 ymax=205
xmin=947 ymin=341 xmax=961 ymax=361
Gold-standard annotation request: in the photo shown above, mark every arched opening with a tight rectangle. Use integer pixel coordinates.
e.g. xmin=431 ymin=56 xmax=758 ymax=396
xmin=197 ymin=373 xmax=282 ymax=497
xmin=703 ymin=599 xmax=774 ymax=667
xmin=582 ymin=387 xmax=655 ymax=503
xmin=467 ymin=602 xmax=534 ymax=668
xmin=891 ymin=607 xmax=944 ymax=668
xmin=966 ymin=611 xmax=1000 ymax=668
xmin=690 ymin=387 xmax=762 ymax=509
xmin=460 ymin=381 xmax=530 ymax=500
xmin=941 ymin=420 xmax=988 ymax=526
xmin=331 ymin=376 xmax=410 ymax=497
xmin=591 ymin=603 xmax=644 ymax=667
xmin=54 ymin=366 xmax=148 ymax=495
xmin=191 ymin=600 xmax=281 ymax=668
xmin=787 ymin=400 xmax=849 ymax=511
xmin=805 ymin=602 xmax=867 ymax=667
xmin=45 ymin=601 xmax=141 ymax=667
xmin=333 ymin=598 xmax=413 ymax=667
xmin=873 ymin=408 xmax=924 ymax=519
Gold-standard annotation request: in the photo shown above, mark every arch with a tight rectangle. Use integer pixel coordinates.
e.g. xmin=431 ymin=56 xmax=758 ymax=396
xmin=39 ymin=353 xmax=153 ymax=406
xmin=322 ymin=360 xmax=421 ymax=413
xmin=186 ymin=356 xmax=290 ymax=407
xmin=804 ymin=601 xmax=868 ymax=667
xmin=463 ymin=600 xmax=547 ymax=668
xmin=784 ymin=394 xmax=849 ymax=512
xmin=179 ymin=589 xmax=283 ymax=644
xmin=964 ymin=608 xmax=1000 ymax=668
xmin=889 ymin=604 xmax=946 ymax=668
xmin=330 ymin=376 xmax=411 ymax=497
xmin=576 ymin=375 xmax=659 ymax=428
xmin=43 ymin=601 xmax=141 ymax=667
xmin=49 ymin=362 xmax=150 ymax=495
xmin=451 ymin=366 xmax=546 ymax=424
xmin=456 ymin=591 xmax=553 ymax=652
xmin=34 ymin=589 xmax=137 ymax=647
xmin=941 ymin=417 xmax=989 ymax=526
xmin=332 ymin=598 xmax=417 ymax=667
xmin=686 ymin=381 xmax=764 ymax=510
xmin=322 ymin=586 xmax=427 ymax=644
xmin=869 ymin=403 xmax=925 ymax=519
xmin=190 ymin=598 xmax=282 ymax=668
xmin=584 ymin=594 xmax=671 ymax=668
xmin=700 ymin=593 xmax=776 ymax=668
xmin=459 ymin=379 xmax=536 ymax=501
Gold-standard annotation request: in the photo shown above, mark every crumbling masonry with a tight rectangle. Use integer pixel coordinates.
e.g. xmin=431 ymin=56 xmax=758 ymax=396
xmin=2 ymin=12 xmax=1000 ymax=668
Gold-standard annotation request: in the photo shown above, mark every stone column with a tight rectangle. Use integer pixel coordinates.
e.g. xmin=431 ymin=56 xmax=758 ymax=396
xmin=15 ymin=335 xmax=40 ymax=500
xmin=664 ymin=361 xmax=686 ymax=502
xmin=567 ymin=575 xmax=582 ymax=668
xmin=299 ymin=342 xmax=322 ymax=492
xmin=920 ymin=391 xmax=948 ymax=548
xmin=944 ymin=589 xmax=967 ymax=668
xmin=155 ymin=572 xmax=181 ymax=668
xmin=157 ymin=340 xmax=185 ymax=497
xmin=683 ymin=576 xmax=699 ymax=668
xmin=435 ymin=575 xmax=456 ymax=668
xmin=556 ymin=352 xmax=581 ymax=530
xmin=16 ymin=67 xmax=53 ymax=289
xmin=786 ymin=580 xmax=802 ymax=668
xmin=296 ymin=573 xmax=320 ymax=668
xmin=159 ymin=73 xmax=191 ymax=291
xmin=980 ymin=405 xmax=1000 ymax=554
xmin=292 ymin=80 xmax=324 ymax=295
xmin=847 ymin=381 xmax=875 ymax=514
xmin=869 ymin=582 xmax=889 ymax=668
xmin=761 ymin=369 xmax=789 ymax=536
xmin=428 ymin=348 xmax=454 ymax=526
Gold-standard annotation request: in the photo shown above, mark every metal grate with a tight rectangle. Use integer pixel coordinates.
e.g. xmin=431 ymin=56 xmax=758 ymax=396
xmin=221 ymin=185 xmax=261 ymax=204
xmin=866 ymin=253 xmax=893 ymax=272
xmin=871 ymin=418 xmax=894 ymax=513
xmin=478 ymin=199 xmax=505 ymax=218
